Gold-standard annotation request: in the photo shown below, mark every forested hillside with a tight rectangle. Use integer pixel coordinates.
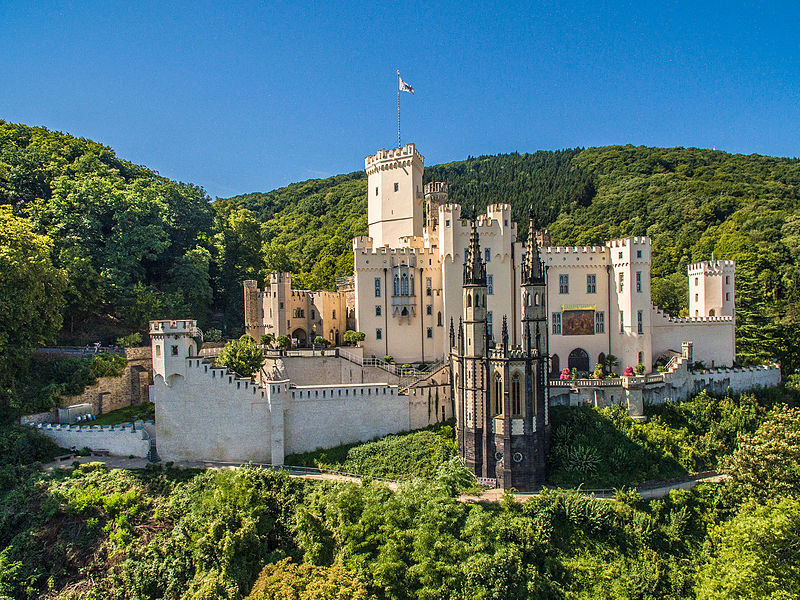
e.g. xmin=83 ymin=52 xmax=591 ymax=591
xmin=2 ymin=120 xmax=799 ymax=419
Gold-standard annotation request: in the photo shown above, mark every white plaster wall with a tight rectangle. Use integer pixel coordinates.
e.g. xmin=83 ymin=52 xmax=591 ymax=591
xmin=35 ymin=424 xmax=150 ymax=457
xmin=650 ymin=310 xmax=735 ymax=367
xmin=282 ymin=384 xmax=408 ymax=455
xmin=154 ymin=360 xmax=274 ymax=463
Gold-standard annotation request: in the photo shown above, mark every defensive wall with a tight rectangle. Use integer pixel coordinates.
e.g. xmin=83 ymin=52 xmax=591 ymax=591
xmin=33 ymin=422 xmax=151 ymax=457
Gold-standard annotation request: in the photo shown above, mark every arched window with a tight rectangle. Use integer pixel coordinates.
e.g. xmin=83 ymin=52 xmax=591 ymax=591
xmin=494 ymin=373 xmax=503 ymax=415
xmin=401 ymin=307 xmax=408 ymax=317
xmin=534 ymin=293 xmax=539 ymax=306
xmin=467 ymin=294 xmax=472 ymax=308
xmin=709 ymin=309 xmax=715 ymax=316
xmin=393 ymin=275 xmax=400 ymax=296
xmin=568 ymin=348 xmax=590 ymax=374
xmin=598 ymin=352 xmax=606 ymax=373
xmin=401 ymin=273 xmax=409 ymax=296
xmin=409 ymin=274 xmax=414 ymax=295
xmin=437 ymin=311 xmax=442 ymax=326
xmin=551 ymin=353 xmax=560 ymax=377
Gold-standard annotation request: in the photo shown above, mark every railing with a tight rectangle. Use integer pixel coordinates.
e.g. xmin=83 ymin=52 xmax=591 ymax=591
xmin=35 ymin=346 xmax=126 ymax=357
xmin=549 ymin=378 xmax=623 ymax=387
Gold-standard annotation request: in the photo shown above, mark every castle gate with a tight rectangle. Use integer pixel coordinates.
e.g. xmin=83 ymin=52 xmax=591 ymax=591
xmin=568 ymin=348 xmax=590 ymax=375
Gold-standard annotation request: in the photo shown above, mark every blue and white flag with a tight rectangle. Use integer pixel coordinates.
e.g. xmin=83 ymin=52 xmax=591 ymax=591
xmin=398 ymin=73 xmax=414 ymax=94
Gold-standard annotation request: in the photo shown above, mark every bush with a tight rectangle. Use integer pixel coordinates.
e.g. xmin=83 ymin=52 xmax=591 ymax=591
xmin=204 ymin=328 xmax=223 ymax=342
xmin=115 ymin=332 xmax=143 ymax=348
xmin=342 ymin=330 xmax=366 ymax=346
xmin=383 ymin=355 xmax=394 ymax=363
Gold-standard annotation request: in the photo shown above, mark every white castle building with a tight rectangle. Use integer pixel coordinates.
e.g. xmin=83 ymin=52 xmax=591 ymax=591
xmin=249 ymin=142 xmax=737 ymax=375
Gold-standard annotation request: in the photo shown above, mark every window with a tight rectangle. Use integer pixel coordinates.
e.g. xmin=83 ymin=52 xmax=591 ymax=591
xmin=619 ymin=251 xmax=623 ymax=259
xmin=638 ymin=351 xmax=644 ymax=364
xmin=375 ymin=305 xmax=381 ymax=317
xmin=171 ymin=345 xmax=179 ymax=356
xmin=618 ymin=272 xmax=624 ymax=292
xmin=437 ymin=311 xmax=442 ymax=326
xmin=393 ymin=275 xmax=400 ymax=296
xmin=695 ymin=277 xmax=699 ymax=286
xmin=636 ymin=271 xmax=642 ymax=293
xmin=485 ymin=248 xmax=491 ymax=262
xmin=426 ymin=277 xmax=432 ymax=296
xmin=504 ymin=219 xmax=508 ymax=227
xmin=559 ymin=274 xmax=569 ymax=294
xmin=375 ymin=186 xmax=378 ymax=196
xmin=552 ymin=312 xmax=562 ymax=335
xmin=636 ymin=250 xmax=642 ymax=258
xmin=726 ymin=276 xmax=730 ymax=285
xmin=587 ymin=274 xmax=596 ymax=294
xmin=726 ymin=292 xmax=730 ymax=301
xmin=595 ymin=311 xmax=605 ymax=333
xmin=637 ymin=310 xmax=643 ymax=334
xmin=155 ymin=344 xmax=161 ymax=357
xmin=279 ymin=301 xmax=284 ymax=309
xmin=332 ymin=310 xmax=336 ymax=319
xmin=620 ymin=311 xmax=625 ymax=333
xmin=494 ymin=374 xmax=502 ymax=415
xmin=446 ymin=219 xmax=450 ymax=227
xmin=695 ymin=293 xmax=699 ymax=301
xmin=511 ymin=374 xmax=521 ymax=415
xmin=374 ymin=277 xmax=381 ymax=297
xmin=426 ymin=327 xmax=433 ymax=339
xmin=311 ymin=309 xmax=316 ymax=320
xmin=487 ymin=275 xmax=494 ymax=295
xmin=393 ymin=182 xmax=399 ymax=192
xmin=376 ymin=328 xmax=382 ymax=340
xmin=426 ymin=304 xmax=432 ymax=316
xmin=487 ymin=312 xmax=493 ymax=338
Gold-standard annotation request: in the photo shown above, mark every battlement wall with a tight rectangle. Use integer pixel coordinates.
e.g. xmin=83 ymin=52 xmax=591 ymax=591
xmin=34 ymin=422 xmax=151 ymax=457
xmin=688 ymin=260 xmax=736 ymax=274
xmin=365 ymin=144 xmax=423 ymax=173
xmin=606 ymin=237 xmax=651 ymax=248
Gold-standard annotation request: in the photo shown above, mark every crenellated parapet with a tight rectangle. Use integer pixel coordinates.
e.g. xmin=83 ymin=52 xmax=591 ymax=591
xmin=364 ymin=143 xmax=423 ymax=174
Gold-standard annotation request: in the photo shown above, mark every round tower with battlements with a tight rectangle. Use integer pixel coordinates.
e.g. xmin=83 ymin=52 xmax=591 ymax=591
xmin=688 ymin=260 xmax=735 ymax=318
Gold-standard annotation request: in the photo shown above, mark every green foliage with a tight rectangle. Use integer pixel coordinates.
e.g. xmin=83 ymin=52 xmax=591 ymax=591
xmin=116 ymin=332 xmax=143 ymax=348
xmin=205 ymin=328 xmax=223 ymax=343
xmin=342 ymin=330 xmax=365 ymax=346
xmin=696 ymin=497 xmax=800 ymax=600
xmin=275 ymin=335 xmax=291 ymax=350
xmin=216 ymin=335 xmax=265 ymax=379
xmin=312 ymin=336 xmax=329 ymax=347
xmin=0 ymin=206 xmax=65 ymax=414
xmin=285 ymin=421 xmax=458 ymax=481
xmin=246 ymin=558 xmax=373 ymax=600
xmin=90 ymin=402 xmax=154 ymax=427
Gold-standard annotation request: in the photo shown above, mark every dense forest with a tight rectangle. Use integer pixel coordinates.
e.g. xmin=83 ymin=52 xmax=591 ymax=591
xmin=2 ymin=120 xmax=800 ymax=419
xmin=1 ymin=383 xmax=799 ymax=599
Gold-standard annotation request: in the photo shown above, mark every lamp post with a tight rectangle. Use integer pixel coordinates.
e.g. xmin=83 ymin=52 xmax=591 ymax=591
xmin=312 ymin=324 xmax=317 ymax=355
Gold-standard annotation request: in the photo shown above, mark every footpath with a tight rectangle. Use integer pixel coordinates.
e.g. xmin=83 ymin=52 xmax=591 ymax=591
xmin=43 ymin=455 xmax=724 ymax=502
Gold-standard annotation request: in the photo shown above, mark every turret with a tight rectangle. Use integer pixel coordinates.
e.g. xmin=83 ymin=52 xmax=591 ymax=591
xmin=688 ymin=259 xmax=735 ymax=318
xmin=521 ymin=208 xmax=547 ymax=355
xmin=463 ymin=214 xmax=488 ymax=358
xmin=149 ymin=320 xmax=203 ymax=385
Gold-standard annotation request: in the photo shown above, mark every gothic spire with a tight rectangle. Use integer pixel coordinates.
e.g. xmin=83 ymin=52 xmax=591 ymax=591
xmin=463 ymin=204 xmax=487 ymax=285
xmin=523 ymin=204 xmax=544 ymax=284
xmin=501 ymin=314 xmax=509 ymax=349
xmin=449 ymin=317 xmax=455 ymax=349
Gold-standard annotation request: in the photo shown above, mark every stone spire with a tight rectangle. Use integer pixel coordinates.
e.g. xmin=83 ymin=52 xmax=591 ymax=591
xmin=501 ymin=314 xmax=509 ymax=353
xmin=523 ymin=205 xmax=544 ymax=284
xmin=449 ymin=317 xmax=455 ymax=349
xmin=463 ymin=205 xmax=487 ymax=285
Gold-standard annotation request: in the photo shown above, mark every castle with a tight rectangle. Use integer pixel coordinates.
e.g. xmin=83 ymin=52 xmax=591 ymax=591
xmin=247 ymin=143 xmax=737 ymax=375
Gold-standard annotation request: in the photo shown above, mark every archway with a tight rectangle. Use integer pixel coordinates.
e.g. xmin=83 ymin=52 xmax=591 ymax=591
xmin=550 ymin=353 xmax=560 ymax=378
xmin=291 ymin=328 xmax=307 ymax=347
xmin=568 ymin=348 xmax=590 ymax=375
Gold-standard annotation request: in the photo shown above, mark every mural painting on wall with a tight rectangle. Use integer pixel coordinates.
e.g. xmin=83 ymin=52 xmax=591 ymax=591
xmin=562 ymin=308 xmax=595 ymax=336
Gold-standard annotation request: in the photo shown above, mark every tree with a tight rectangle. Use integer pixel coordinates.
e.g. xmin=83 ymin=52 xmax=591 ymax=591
xmin=116 ymin=332 xmax=143 ymax=348
xmin=313 ymin=336 xmax=330 ymax=348
xmin=246 ymin=558 xmax=373 ymax=600
xmin=343 ymin=330 xmax=366 ymax=346
xmin=259 ymin=334 xmax=274 ymax=348
xmin=0 ymin=206 xmax=65 ymax=411
xmin=276 ymin=335 xmax=291 ymax=350
xmin=696 ymin=497 xmax=800 ymax=600
xmin=721 ymin=404 xmax=800 ymax=502
xmin=215 ymin=335 xmax=264 ymax=379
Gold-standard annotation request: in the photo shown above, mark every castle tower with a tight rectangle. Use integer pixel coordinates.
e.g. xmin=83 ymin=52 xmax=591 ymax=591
xmin=243 ymin=280 xmax=261 ymax=340
xmin=423 ymin=181 xmax=448 ymax=231
xmin=456 ymin=215 xmax=490 ymax=477
xmin=365 ymin=144 xmax=424 ymax=247
xmin=149 ymin=320 xmax=202 ymax=385
xmin=522 ymin=211 xmax=547 ymax=355
xmin=688 ymin=259 xmax=735 ymax=318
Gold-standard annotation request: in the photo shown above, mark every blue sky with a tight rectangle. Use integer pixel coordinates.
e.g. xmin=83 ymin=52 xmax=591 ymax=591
xmin=1 ymin=1 xmax=798 ymax=199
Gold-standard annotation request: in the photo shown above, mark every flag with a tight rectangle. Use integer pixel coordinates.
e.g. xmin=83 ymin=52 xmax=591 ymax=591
xmin=398 ymin=72 xmax=414 ymax=94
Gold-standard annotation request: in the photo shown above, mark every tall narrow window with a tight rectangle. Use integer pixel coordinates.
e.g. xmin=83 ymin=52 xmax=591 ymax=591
xmin=487 ymin=311 xmax=493 ymax=339
xmin=494 ymin=374 xmax=503 ymax=415
xmin=393 ymin=182 xmax=399 ymax=192
xmin=437 ymin=311 xmax=442 ymax=326
xmin=637 ymin=310 xmax=643 ymax=334
xmin=376 ymin=328 xmax=382 ymax=340
xmin=636 ymin=271 xmax=642 ymax=293
xmin=587 ymin=274 xmax=596 ymax=294
xmin=552 ymin=312 xmax=562 ymax=335
xmin=595 ymin=311 xmax=605 ymax=333
xmin=619 ymin=272 xmax=624 ymax=293
xmin=620 ymin=311 xmax=625 ymax=333
xmin=375 ymin=305 xmax=381 ymax=317
xmin=559 ymin=274 xmax=569 ymax=294
xmin=426 ymin=277 xmax=432 ymax=296
xmin=374 ymin=277 xmax=381 ymax=298
xmin=725 ymin=276 xmax=730 ymax=285
xmin=487 ymin=275 xmax=494 ymax=295
xmin=485 ymin=248 xmax=491 ymax=262
xmin=426 ymin=304 xmax=432 ymax=316
xmin=511 ymin=374 xmax=521 ymax=415
xmin=426 ymin=327 xmax=433 ymax=339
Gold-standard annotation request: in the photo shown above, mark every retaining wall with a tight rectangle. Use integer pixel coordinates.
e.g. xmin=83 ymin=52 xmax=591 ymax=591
xmin=34 ymin=422 xmax=151 ymax=457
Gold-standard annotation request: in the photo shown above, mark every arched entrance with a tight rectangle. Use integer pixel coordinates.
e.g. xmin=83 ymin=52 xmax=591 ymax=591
xmin=291 ymin=328 xmax=307 ymax=347
xmin=568 ymin=348 xmax=590 ymax=375
xmin=550 ymin=353 xmax=560 ymax=378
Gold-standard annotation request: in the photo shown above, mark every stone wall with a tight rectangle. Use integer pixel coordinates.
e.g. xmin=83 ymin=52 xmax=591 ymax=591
xmin=34 ymin=423 xmax=151 ymax=457
xmin=61 ymin=347 xmax=153 ymax=415
xmin=261 ymin=355 xmax=399 ymax=386
xmin=405 ymin=365 xmax=453 ymax=429
xmin=283 ymin=384 xmax=407 ymax=455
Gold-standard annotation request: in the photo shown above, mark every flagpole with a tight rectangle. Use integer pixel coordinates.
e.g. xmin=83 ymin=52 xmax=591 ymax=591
xmin=397 ymin=69 xmax=401 ymax=148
